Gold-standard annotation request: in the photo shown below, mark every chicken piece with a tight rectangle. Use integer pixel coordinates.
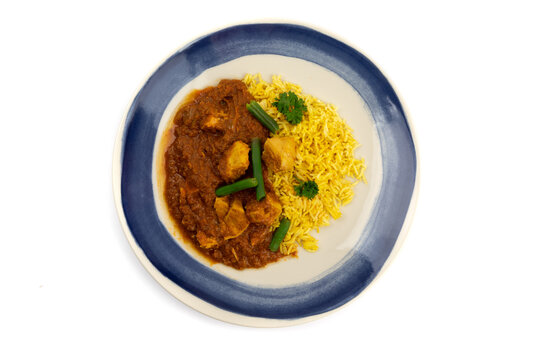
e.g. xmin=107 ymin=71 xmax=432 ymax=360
xmin=223 ymin=198 xmax=250 ymax=240
xmin=245 ymin=192 xmax=282 ymax=226
xmin=262 ymin=137 xmax=296 ymax=172
xmin=201 ymin=112 xmax=226 ymax=132
xmin=196 ymin=230 xmax=218 ymax=249
xmin=214 ymin=196 xmax=230 ymax=219
xmin=218 ymin=141 xmax=250 ymax=182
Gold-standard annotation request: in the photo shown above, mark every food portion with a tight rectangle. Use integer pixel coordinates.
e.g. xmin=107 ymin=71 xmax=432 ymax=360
xmin=162 ymin=75 xmax=366 ymax=269
xmin=263 ymin=136 xmax=296 ymax=173
xmin=243 ymin=74 xmax=367 ymax=254
xmin=218 ymin=141 xmax=251 ymax=183
xmin=164 ymin=80 xmax=284 ymax=269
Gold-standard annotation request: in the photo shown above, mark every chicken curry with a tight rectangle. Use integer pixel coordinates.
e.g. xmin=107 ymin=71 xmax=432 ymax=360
xmin=164 ymin=80 xmax=296 ymax=269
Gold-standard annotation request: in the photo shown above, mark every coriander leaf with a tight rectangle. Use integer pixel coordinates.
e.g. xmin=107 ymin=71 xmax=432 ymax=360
xmin=272 ymin=91 xmax=307 ymax=125
xmin=294 ymin=180 xmax=319 ymax=200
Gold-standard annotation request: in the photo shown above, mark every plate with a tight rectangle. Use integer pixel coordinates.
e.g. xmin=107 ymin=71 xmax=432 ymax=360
xmin=113 ymin=23 xmax=418 ymax=327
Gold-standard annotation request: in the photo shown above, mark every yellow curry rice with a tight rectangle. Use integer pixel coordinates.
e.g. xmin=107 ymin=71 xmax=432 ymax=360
xmin=243 ymin=74 xmax=367 ymax=255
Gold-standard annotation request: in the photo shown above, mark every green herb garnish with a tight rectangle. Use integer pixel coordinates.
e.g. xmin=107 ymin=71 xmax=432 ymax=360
xmin=272 ymin=91 xmax=307 ymax=125
xmin=294 ymin=180 xmax=319 ymax=200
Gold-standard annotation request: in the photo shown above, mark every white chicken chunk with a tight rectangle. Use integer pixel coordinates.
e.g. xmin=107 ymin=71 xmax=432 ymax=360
xmin=222 ymin=198 xmax=250 ymax=240
xmin=245 ymin=192 xmax=282 ymax=226
xmin=214 ymin=196 xmax=230 ymax=219
xmin=201 ymin=112 xmax=226 ymax=132
xmin=262 ymin=137 xmax=296 ymax=172
xmin=218 ymin=141 xmax=250 ymax=182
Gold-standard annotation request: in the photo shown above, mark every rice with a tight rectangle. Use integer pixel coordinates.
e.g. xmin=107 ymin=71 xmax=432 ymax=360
xmin=243 ymin=74 xmax=367 ymax=255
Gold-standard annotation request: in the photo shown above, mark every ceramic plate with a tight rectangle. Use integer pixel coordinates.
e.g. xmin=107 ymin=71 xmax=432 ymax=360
xmin=113 ymin=23 xmax=418 ymax=327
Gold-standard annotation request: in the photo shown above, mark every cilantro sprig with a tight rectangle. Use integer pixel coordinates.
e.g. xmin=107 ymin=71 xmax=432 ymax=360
xmin=294 ymin=180 xmax=319 ymax=200
xmin=272 ymin=91 xmax=307 ymax=125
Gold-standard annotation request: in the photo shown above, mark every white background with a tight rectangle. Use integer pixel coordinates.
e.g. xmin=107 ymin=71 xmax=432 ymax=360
xmin=1 ymin=1 xmax=539 ymax=359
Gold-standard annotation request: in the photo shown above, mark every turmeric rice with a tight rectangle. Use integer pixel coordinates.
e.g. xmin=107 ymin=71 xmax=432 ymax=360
xmin=243 ymin=74 xmax=367 ymax=255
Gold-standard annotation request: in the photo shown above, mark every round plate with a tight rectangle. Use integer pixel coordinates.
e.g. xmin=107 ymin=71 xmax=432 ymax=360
xmin=113 ymin=23 xmax=418 ymax=327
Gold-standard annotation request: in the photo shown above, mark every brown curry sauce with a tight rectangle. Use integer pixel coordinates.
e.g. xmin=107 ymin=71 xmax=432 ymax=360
xmin=163 ymin=80 xmax=290 ymax=269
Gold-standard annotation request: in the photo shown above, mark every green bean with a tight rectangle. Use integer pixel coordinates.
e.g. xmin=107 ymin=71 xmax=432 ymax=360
xmin=251 ymin=138 xmax=266 ymax=201
xmin=269 ymin=218 xmax=291 ymax=252
xmin=215 ymin=178 xmax=258 ymax=197
xmin=246 ymin=101 xmax=279 ymax=133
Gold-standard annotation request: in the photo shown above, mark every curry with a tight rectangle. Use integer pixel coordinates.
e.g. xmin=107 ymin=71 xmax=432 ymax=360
xmin=163 ymin=80 xmax=293 ymax=269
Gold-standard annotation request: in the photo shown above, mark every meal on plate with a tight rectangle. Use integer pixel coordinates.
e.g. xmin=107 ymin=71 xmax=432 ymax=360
xmin=161 ymin=74 xmax=367 ymax=269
